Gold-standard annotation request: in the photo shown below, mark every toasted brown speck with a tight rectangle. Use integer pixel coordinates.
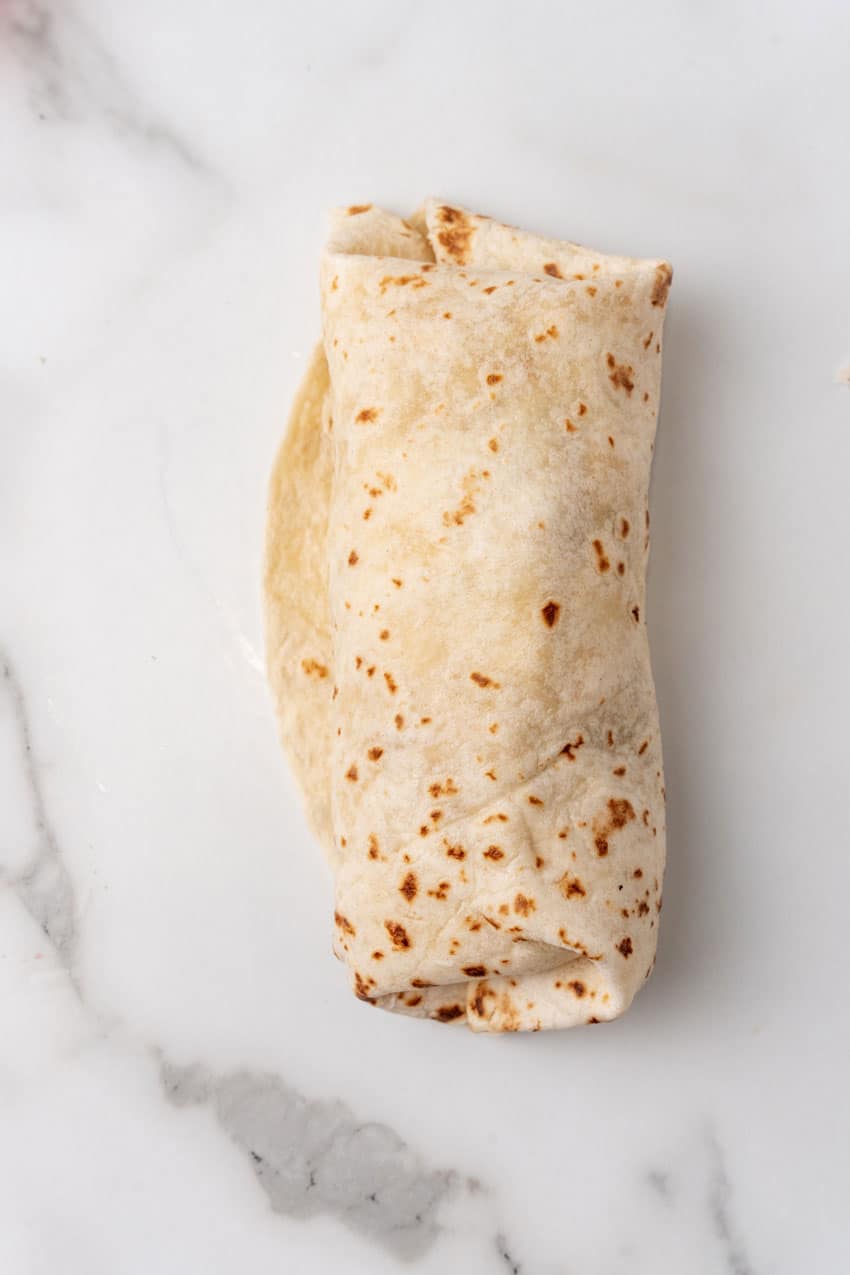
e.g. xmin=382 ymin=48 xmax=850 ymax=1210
xmin=300 ymin=658 xmax=328 ymax=678
xmin=568 ymin=980 xmax=586 ymax=997
xmin=638 ymin=740 xmax=649 ymax=755
xmin=609 ymin=798 xmax=636 ymax=828
xmin=586 ymin=285 xmax=597 ymax=297
xmin=354 ymin=973 xmax=374 ymax=1001
xmin=434 ymin=1004 xmax=464 ymax=1022
xmin=592 ymin=540 xmax=611 ymax=572
xmin=462 ymin=964 xmax=487 ymax=979
xmin=651 ymin=263 xmax=673 ymax=308
xmin=606 ymin=354 xmax=635 ymax=396
xmin=334 ymin=911 xmax=356 ymax=937
xmin=470 ymin=671 xmax=499 ymax=689
xmin=367 ymin=834 xmax=380 ymax=860
xmin=345 ymin=764 xmax=358 ymax=782
xmin=528 ymin=795 xmax=544 ymax=806
xmin=483 ymin=845 xmax=504 ymax=861
xmin=557 ymin=873 xmax=586 ymax=899
xmin=541 ymin=600 xmax=561 ymax=628
xmin=400 ymin=872 xmax=418 ymax=902
xmin=561 ymin=734 xmax=584 ymax=761
xmin=617 ymin=937 xmax=634 ymax=958
xmin=613 ymin=766 xmax=626 ymax=776
xmin=486 ymin=373 xmax=503 ymax=386
xmin=435 ymin=206 xmax=474 ymax=263
xmin=514 ymin=893 xmax=536 ymax=916
xmin=356 ymin=407 xmax=379 ymax=424
xmin=383 ymin=672 xmax=397 ymax=694
xmin=348 ymin=550 xmax=359 ymax=566
xmin=385 ymin=920 xmax=411 ymax=950
xmin=543 ymin=262 xmax=563 ymax=278
xmin=445 ymin=842 xmax=465 ymax=860
xmin=534 ymin=325 xmax=559 ymax=343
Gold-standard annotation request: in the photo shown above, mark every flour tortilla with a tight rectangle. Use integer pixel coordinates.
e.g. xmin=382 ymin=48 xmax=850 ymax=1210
xmin=265 ymin=201 xmax=671 ymax=1032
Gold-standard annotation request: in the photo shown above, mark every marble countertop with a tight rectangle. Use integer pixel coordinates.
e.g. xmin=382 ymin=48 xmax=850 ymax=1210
xmin=3 ymin=2 xmax=849 ymax=1271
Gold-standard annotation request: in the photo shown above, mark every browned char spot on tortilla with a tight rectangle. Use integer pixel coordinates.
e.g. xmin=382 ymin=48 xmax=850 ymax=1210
xmin=354 ymin=972 xmax=374 ymax=1001
xmin=384 ymin=920 xmax=411 ymax=950
xmin=557 ymin=873 xmax=586 ymax=899
xmin=399 ymin=872 xmax=418 ymax=901
xmin=470 ymin=671 xmax=499 ymax=689
xmin=651 ymin=263 xmax=673 ymax=308
xmin=593 ymin=539 xmax=611 ymax=572
xmin=300 ymin=658 xmax=328 ymax=678
xmin=434 ymin=1004 xmax=465 ymax=1022
xmin=435 ymin=205 xmax=475 ymax=263
xmin=606 ymin=353 xmax=635 ymax=396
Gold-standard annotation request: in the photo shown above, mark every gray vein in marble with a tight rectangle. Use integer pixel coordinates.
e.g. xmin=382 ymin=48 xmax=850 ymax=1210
xmin=1 ymin=655 xmax=77 ymax=968
xmin=495 ymin=1232 xmax=522 ymax=1274
xmin=646 ymin=1168 xmax=672 ymax=1201
xmin=706 ymin=1128 xmax=756 ymax=1275
xmin=8 ymin=0 xmax=216 ymax=178
xmin=161 ymin=1061 xmax=469 ymax=1259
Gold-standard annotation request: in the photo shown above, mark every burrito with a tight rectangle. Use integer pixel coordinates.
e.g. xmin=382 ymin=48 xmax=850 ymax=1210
xmin=265 ymin=201 xmax=672 ymax=1032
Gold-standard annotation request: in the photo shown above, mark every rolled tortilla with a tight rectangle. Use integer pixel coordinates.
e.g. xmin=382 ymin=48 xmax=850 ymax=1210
xmin=265 ymin=201 xmax=671 ymax=1032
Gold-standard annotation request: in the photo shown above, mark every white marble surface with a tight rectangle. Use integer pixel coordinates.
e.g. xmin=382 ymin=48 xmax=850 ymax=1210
xmin=2 ymin=1 xmax=850 ymax=1271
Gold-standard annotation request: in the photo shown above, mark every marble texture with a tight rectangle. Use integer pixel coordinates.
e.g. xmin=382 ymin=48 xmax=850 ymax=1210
xmin=2 ymin=1 xmax=849 ymax=1271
